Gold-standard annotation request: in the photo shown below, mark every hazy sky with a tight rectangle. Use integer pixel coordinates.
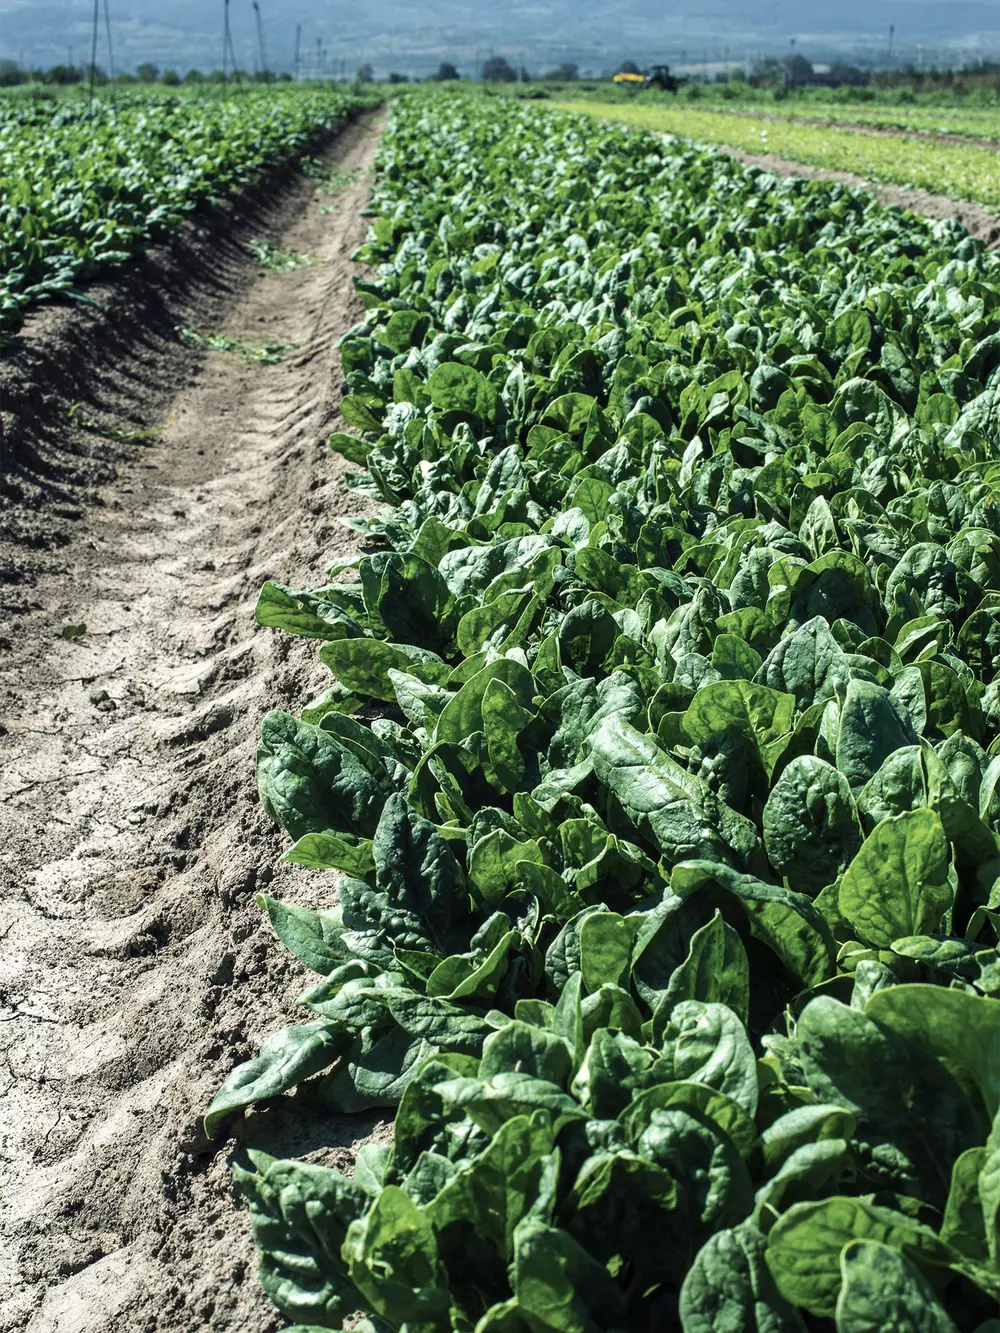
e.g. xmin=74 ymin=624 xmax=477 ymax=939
xmin=1 ymin=0 xmax=996 ymax=76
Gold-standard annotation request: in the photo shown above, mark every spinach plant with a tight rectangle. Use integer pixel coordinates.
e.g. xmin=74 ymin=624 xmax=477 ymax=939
xmin=211 ymin=91 xmax=1000 ymax=1332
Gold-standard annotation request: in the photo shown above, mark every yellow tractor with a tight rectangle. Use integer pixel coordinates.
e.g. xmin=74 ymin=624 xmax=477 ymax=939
xmin=612 ymin=65 xmax=679 ymax=93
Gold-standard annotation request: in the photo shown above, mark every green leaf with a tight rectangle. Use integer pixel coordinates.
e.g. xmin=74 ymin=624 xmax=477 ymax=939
xmin=256 ymin=711 xmax=386 ymax=840
xmin=320 ymin=637 xmax=450 ymax=703
xmin=757 ymin=616 xmax=846 ymax=711
xmin=679 ymin=1221 xmax=806 ymax=1333
xmin=328 ymin=430 xmax=371 ymax=465
xmin=343 ymin=1185 xmax=449 ymax=1325
xmin=765 ymin=1196 xmax=951 ymax=1317
xmin=865 ymin=983 xmax=1000 ymax=1121
xmin=763 ymin=756 xmax=862 ymax=896
xmin=363 ymin=552 xmax=459 ymax=654
xmin=981 ymin=1112 xmax=1000 ymax=1266
xmin=672 ymin=861 xmax=836 ymax=989
xmin=658 ymin=909 xmax=750 ymax=1027
xmin=835 ymin=678 xmax=917 ymax=791
xmin=578 ymin=911 xmax=640 ymax=992
xmin=205 ymin=1023 xmax=344 ymax=1137
xmin=511 ymin=1217 xmax=628 ymax=1333
xmin=664 ymin=1000 xmax=759 ymax=1116
xmin=435 ymin=657 xmax=536 ymax=747
xmin=282 ymin=832 xmax=376 ymax=877
xmin=317 ymin=1028 xmax=430 ymax=1112
xmin=794 ymin=994 xmax=990 ymax=1202
xmin=621 ymin=1080 xmax=757 ymax=1160
xmin=435 ymin=1070 xmax=589 ymax=1139
xmin=480 ymin=1020 xmax=572 ymax=1085
xmin=588 ymin=717 xmax=760 ymax=869
xmin=838 ymin=810 xmax=952 ymax=948
xmin=428 ymin=361 xmax=500 ymax=421
xmin=235 ymin=1155 xmax=367 ymax=1327
xmin=373 ymin=793 xmax=471 ymax=955
xmin=256 ymin=580 xmax=364 ymax=639
xmin=425 ymin=930 xmax=516 ymax=1002
xmin=483 ymin=676 xmax=533 ymax=791
xmin=256 ymin=893 xmax=349 ymax=975
xmin=834 ymin=1239 xmax=959 ymax=1332
xmin=385 ymin=988 xmax=492 ymax=1053
xmin=428 ymin=1111 xmax=557 ymax=1257
xmin=760 ymin=1103 xmax=856 ymax=1171
xmin=941 ymin=1147 xmax=989 ymax=1261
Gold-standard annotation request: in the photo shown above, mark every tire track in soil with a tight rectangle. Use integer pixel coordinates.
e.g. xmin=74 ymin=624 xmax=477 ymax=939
xmin=0 ymin=111 xmax=385 ymax=1333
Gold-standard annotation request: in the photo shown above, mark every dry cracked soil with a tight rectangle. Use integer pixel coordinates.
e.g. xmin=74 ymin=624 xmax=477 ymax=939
xmin=0 ymin=109 xmax=386 ymax=1333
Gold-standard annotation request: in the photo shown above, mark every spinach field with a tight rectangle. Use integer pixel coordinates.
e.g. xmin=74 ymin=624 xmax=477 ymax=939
xmin=0 ymin=86 xmax=376 ymax=334
xmin=210 ymin=93 xmax=1000 ymax=1332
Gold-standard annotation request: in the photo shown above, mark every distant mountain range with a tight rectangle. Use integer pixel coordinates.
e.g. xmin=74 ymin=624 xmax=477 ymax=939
xmin=0 ymin=0 xmax=997 ymax=79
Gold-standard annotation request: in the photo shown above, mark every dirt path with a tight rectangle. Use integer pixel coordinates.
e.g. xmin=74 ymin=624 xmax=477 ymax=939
xmin=0 ymin=112 xmax=383 ymax=1333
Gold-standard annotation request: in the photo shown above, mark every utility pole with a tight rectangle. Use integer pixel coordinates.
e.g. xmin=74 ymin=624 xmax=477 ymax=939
xmin=222 ymin=0 xmax=229 ymax=81
xmin=887 ymin=23 xmax=895 ymax=70
xmin=103 ymin=0 xmax=116 ymax=91
xmin=88 ymin=0 xmax=99 ymax=104
xmin=294 ymin=23 xmax=301 ymax=80
xmin=252 ymin=1 xmax=267 ymax=78
xmin=225 ymin=1 xmax=241 ymax=83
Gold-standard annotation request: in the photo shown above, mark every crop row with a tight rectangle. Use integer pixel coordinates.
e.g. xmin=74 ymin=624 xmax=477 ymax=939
xmin=658 ymin=101 xmax=1000 ymax=145
xmin=210 ymin=93 xmax=1000 ymax=1331
xmin=560 ymin=99 xmax=1000 ymax=209
xmin=0 ymin=87 xmax=378 ymax=333
xmin=736 ymin=103 xmax=1000 ymax=142
xmin=594 ymin=89 xmax=1000 ymax=143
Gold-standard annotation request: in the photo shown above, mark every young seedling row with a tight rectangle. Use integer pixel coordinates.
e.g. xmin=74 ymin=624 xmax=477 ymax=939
xmin=202 ymin=92 xmax=1000 ymax=1331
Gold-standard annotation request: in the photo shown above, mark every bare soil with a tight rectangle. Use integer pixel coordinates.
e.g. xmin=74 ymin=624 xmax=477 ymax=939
xmin=708 ymin=144 xmax=1000 ymax=248
xmin=0 ymin=111 xmax=385 ymax=1333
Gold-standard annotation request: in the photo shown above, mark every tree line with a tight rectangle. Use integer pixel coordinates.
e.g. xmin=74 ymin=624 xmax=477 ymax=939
xmin=0 ymin=59 xmax=292 ymax=87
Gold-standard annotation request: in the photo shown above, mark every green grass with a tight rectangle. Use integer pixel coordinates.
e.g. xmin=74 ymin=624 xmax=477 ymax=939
xmin=247 ymin=239 xmax=320 ymax=271
xmin=176 ymin=326 xmax=298 ymax=363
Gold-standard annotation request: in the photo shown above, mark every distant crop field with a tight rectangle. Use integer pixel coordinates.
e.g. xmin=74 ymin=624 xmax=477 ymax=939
xmin=556 ymin=98 xmax=1000 ymax=207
